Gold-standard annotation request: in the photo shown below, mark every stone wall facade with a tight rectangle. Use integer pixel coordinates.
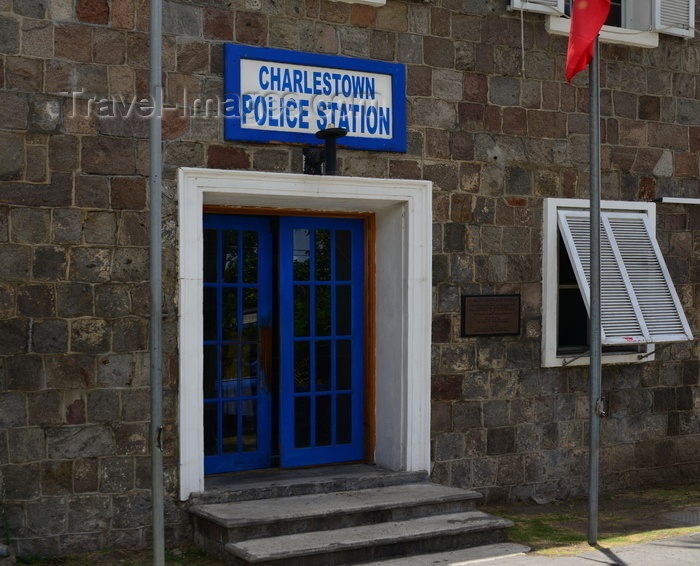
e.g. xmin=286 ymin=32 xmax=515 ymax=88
xmin=0 ymin=0 xmax=699 ymax=557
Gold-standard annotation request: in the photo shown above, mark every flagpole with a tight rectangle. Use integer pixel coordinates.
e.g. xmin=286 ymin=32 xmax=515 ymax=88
xmin=588 ymin=36 xmax=602 ymax=547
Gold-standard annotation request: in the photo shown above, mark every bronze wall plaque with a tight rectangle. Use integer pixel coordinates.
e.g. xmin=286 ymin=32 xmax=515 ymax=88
xmin=461 ymin=294 xmax=520 ymax=337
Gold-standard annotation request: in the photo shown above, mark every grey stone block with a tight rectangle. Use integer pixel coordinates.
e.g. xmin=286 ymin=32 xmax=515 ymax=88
xmin=112 ymin=316 xmax=148 ymax=352
xmin=33 ymin=246 xmax=68 ymax=280
xmin=112 ymin=492 xmax=153 ymax=528
xmin=56 ymin=282 xmax=94 ymax=317
xmin=17 ymin=284 xmax=54 ymax=317
xmin=53 ymin=209 xmax=84 ymax=245
xmin=32 ymin=319 xmax=69 ymax=353
xmin=45 ymin=354 xmax=95 ymax=389
xmin=0 ymin=132 xmax=23 ymax=181
xmin=0 ymin=15 xmax=19 ymax=53
xmin=41 ymin=460 xmax=73 ymax=496
xmin=97 ymin=353 xmax=133 ymax=387
xmin=13 ymin=0 xmax=47 ymax=18
xmin=111 ymin=247 xmax=149 ymax=282
xmin=0 ymin=318 xmax=29 ymax=355
xmin=27 ymin=390 xmax=61 ymax=426
xmin=95 ymin=284 xmax=131 ymax=318
xmin=71 ymin=319 xmax=111 ymax=353
xmin=6 ymin=354 xmax=42 ymax=390
xmin=26 ymin=497 xmax=66 ymax=536
xmin=69 ymin=247 xmax=112 ymax=283
xmin=2 ymin=463 xmax=41 ymax=500
xmin=67 ymin=495 xmax=111 ymax=532
xmin=29 ymin=95 xmax=62 ymax=134
xmin=99 ymin=456 xmax=135 ymax=493
xmin=46 ymin=425 xmax=115 ymax=459
xmin=87 ymin=389 xmax=120 ymax=422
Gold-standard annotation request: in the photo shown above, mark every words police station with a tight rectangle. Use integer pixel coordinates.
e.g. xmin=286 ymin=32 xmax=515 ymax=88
xmin=241 ymin=60 xmax=393 ymax=137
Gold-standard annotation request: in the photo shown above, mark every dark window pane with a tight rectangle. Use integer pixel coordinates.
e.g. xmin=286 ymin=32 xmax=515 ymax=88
xmin=558 ymin=234 xmax=578 ymax=286
xmin=242 ymin=400 xmax=257 ymax=452
xmin=337 ymin=394 xmax=352 ymax=444
xmin=315 ymin=285 xmax=332 ymax=336
xmin=335 ymin=230 xmax=352 ymax=280
xmin=222 ymin=288 xmax=238 ymax=340
xmin=294 ymin=341 xmax=310 ymax=392
xmin=294 ymin=285 xmax=310 ymax=337
xmin=222 ymin=230 xmax=238 ymax=283
xmin=316 ymin=395 xmax=332 ymax=446
xmin=293 ymin=229 xmax=311 ymax=281
xmin=203 ymin=229 xmax=218 ymax=283
xmin=242 ymin=230 xmax=258 ymax=283
xmin=558 ymin=288 xmax=588 ymax=350
xmin=203 ymin=287 xmax=218 ymax=341
xmin=336 ymin=340 xmax=352 ymax=390
xmin=242 ymin=288 xmax=258 ymax=340
xmin=315 ymin=229 xmax=331 ymax=281
xmin=221 ymin=344 xmax=238 ymax=397
xmin=203 ymin=345 xmax=218 ymax=399
xmin=222 ymin=401 xmax=238 ymax=454
xmin=294 ymin=396 xmax=311 ymax=448
xmin=203 ymin=403 xmax=218 ymax=456
xmin=336 ymin=285 xmax=351 ymax=335
xmin=315 ymin=340 xmax=332 ymax=391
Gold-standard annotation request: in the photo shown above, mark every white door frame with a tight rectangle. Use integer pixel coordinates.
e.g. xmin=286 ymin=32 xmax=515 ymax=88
xmin=177 ymin=168 xmax=432 ymax=500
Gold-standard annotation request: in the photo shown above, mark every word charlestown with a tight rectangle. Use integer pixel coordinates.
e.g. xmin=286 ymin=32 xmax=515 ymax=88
xmin=224 ymin=45 xmax=406 ymax=152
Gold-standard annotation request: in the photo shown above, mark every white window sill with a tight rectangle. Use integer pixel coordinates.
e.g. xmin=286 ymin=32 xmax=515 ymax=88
xmin=546 ymin=348 xmax=655 ymax=369
xmin=546 ymin=16 xmax=659 ymax=49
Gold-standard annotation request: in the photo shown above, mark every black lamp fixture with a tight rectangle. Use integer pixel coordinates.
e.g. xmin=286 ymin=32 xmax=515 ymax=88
xmin=303 ymin=126 xmax=347 ymax=175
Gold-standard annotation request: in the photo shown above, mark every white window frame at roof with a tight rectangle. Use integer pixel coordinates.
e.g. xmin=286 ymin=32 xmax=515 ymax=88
xmin=542 ymin=198 xmax=693 ymax=368
xmin=510 ymin=0 xmax=695 ymax=50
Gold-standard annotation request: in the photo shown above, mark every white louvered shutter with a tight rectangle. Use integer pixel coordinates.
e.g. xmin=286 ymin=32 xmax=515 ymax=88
xmin=510 ymin=0 xmax=565 ymax=16
xmin=557 ymin=210 xmax=693 ymax=345
xmin=654 ymin=0 xmax=695 ymax=38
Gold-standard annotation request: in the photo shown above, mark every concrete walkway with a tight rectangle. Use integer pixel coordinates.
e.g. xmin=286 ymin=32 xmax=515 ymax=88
xmin=360 ymin=532 xmax=700 ymax=565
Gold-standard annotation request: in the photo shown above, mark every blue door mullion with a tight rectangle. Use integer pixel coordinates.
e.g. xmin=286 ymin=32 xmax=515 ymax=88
xmin=329 ymin=230 xmax=337 ymax=445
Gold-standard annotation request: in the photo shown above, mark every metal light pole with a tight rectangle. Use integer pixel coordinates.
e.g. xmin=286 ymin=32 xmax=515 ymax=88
xmin=588 ymin=37 xmax=602 ymax=547
xmin=149 ymin=0 xmax=165 ymax=563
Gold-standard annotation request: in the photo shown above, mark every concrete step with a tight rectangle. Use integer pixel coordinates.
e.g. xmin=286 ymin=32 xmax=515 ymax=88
xmin=191 ymin=464 xmax=428 ymax=506
xmin=225 ymin=510 xmax=514 ymax=566
xmin=191 ymin=482 xmax=482 ymax=542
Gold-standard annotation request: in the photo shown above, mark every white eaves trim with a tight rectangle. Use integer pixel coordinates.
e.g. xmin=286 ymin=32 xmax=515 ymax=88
xmin=661 ymin=197 xmax=700 ymax=205
xmin=558 ymin=209 xmax=693 ymax=346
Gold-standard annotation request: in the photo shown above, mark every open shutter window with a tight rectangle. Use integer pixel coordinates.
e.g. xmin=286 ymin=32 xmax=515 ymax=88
xmin=557 ymin=210 xmax=693 ymax=346
xmin=654 ymin=0 xmax=695 ymax=38
xmin=510 ymin=0 xmax=565 ymax=16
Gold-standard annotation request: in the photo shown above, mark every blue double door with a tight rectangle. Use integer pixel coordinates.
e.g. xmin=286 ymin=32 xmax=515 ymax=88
xmin=203 ymin=214 xmax=365 ymax=473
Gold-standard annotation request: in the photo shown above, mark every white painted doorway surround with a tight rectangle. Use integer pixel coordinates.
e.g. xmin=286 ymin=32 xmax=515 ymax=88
xmin=177 ymin=168 xmax=432 ymax=500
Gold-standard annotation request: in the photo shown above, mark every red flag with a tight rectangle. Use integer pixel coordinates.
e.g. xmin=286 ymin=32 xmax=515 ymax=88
xmin=566 ymin=0 xmax=611 ymax=82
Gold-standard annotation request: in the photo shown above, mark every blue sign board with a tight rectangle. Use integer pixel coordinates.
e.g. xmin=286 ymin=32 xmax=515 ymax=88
xmin=224 ymin=45 xmax=406 ymax=153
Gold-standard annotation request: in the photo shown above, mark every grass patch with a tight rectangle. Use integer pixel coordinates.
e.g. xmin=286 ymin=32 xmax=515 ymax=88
xmin=483 ymin=482 xmax=700 ymax=557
